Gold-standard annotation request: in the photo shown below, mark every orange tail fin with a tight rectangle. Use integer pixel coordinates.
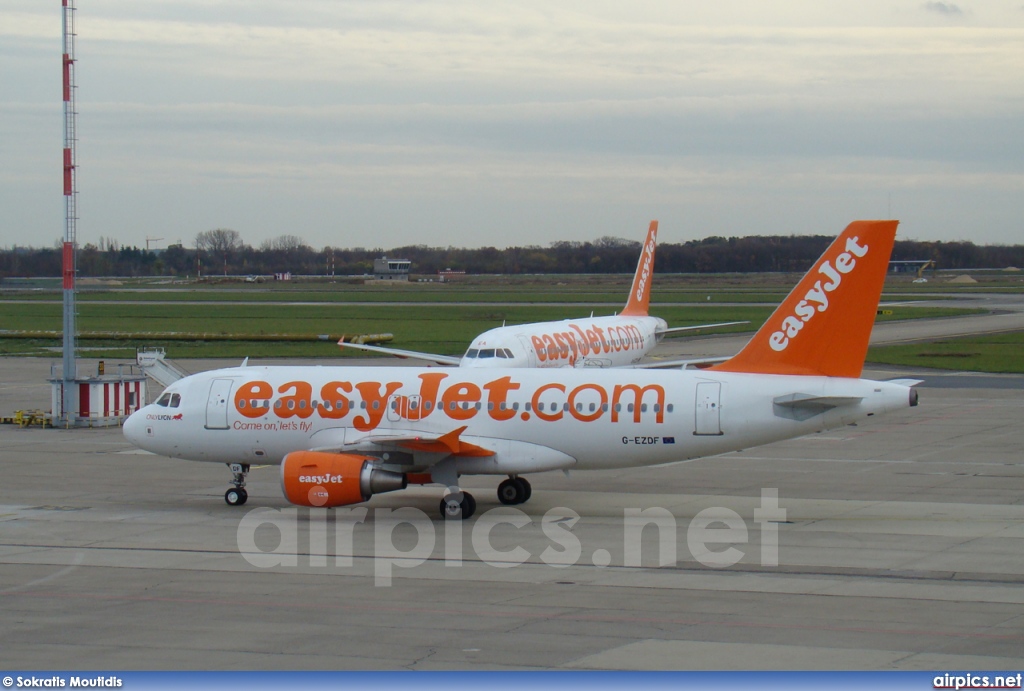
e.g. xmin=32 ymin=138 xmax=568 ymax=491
xmin=710 ymin=220 xmax=898 ymax=378
xmin=620 ymin=220 xmax=658 ymax=317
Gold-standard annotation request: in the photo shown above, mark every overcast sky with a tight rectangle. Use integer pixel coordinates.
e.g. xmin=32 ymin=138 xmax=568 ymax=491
xmin=1 ymin=1 xmax=1022 ymax=250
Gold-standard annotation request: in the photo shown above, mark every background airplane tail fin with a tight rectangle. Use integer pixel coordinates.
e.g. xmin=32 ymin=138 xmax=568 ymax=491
xmin=710 ymin=220 xmax=898 ymax=378
xmin=620 ymin=220 xmax=658 ymax=316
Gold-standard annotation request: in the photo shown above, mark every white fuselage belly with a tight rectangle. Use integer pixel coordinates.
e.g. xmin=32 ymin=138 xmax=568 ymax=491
xmin=128 ymin=365 xmax=912 ymax=474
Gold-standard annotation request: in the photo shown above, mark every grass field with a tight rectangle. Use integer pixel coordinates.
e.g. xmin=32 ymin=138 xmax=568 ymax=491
xmin=867 ymin=331 xmax=1024 ymax=374
xmin=0 ymin=271 xmax=1009 ymax=362
xmin=0 ymin=297 xmax=985 ymax=359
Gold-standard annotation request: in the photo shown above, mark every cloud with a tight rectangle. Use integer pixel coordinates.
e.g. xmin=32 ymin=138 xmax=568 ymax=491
xmin=924 ymin=2 xmax=964 ymax=17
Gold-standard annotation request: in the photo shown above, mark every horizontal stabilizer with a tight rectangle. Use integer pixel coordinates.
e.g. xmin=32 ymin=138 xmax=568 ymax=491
xmin=773 ymin=392 xmax=862 ymax=421
xmin=886 ymin=378 xmax=923 ymax=387
xmin=773 ymin=393 xmax=863 ymax=408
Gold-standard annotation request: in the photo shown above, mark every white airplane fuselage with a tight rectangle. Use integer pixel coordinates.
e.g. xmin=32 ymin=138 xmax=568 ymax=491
xmin=125 ymin=364 xmax=914 ymax=475
xmin=460 ymin=314 xmax=669 ymax=369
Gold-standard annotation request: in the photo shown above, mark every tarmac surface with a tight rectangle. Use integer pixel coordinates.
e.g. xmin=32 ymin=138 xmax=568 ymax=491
xmin=2 ymin=310 xmax=1023 ymax=670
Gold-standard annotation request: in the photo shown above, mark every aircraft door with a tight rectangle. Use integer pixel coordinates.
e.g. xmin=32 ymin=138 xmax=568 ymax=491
xmin=387 ymin=394 xmax=422 ymax=421
xmin=517 ymin=335 xmax=538 ymax=367
xmin=387 ymin=395 xmax=401 ymax=422
xmin=694 ymin=381 xmax=723 ymax=436
xmin=205 ymin=378 xmax=234 ymax=430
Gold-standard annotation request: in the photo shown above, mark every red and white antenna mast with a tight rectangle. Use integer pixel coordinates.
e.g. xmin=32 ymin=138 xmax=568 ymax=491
xmin=60 ymin=0 xmax=78 ymax=421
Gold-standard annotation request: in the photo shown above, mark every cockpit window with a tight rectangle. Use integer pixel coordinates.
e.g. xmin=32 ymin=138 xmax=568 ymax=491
xmin=478 ymin=349 xmax=495 ymax=359
xmin=503 ymin=348 xmax=514 ymax=358
xmin=155 ymin=393 xmax=181 ymax=408
xmin=496 ymin=349 xmax=508 ymax=358
xmin=464 ymin=349 xmax=479 ymax=359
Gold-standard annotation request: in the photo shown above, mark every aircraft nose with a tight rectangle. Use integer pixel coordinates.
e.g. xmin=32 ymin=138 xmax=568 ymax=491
xmin=123 ymin=408 xmax=147 ymax=447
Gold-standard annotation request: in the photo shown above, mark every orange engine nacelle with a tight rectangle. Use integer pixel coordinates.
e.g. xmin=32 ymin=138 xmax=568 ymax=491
xmin=281 ymin=451 xmax=407 ymax=508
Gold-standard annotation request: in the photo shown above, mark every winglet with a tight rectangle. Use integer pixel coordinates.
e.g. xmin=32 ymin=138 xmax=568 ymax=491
xmin=437 ymin=426 xmax=468 ymax=454
xmin=710 ymin=220 xmax=898 ymax=378
xmin=620 ymin=220 xmax=658 ymax=316
xmin=399 ymin=426 xmax=494 ymax=457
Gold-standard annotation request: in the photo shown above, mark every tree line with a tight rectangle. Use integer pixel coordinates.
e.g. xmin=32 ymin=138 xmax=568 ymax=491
xmin=2 ymin=229 xmax=1022 ymax=279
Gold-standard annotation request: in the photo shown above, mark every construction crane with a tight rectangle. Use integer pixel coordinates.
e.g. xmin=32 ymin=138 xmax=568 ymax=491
xmin=146 ymin=236 xmax=164 ymax=251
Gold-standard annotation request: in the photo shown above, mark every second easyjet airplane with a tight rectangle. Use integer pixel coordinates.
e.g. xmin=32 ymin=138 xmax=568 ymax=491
xmin=338 ymin=221 xmax=743 ymax=368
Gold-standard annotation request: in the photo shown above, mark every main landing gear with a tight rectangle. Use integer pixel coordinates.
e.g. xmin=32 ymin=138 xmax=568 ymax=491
xmin=440 ymin=491 xmax=476 ymax=520
xmin=438 ymin=476 xmax=532 ymax=520
xmin=497 ymin=476 xmax=531 ymax=505
xmin=225 ymin=463 xmax=250 ymax=506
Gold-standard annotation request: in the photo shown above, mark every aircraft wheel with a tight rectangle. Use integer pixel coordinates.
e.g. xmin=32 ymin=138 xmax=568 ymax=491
xmin=519 ymin=478 xmax=532 ymax=502
xmin=440 ymin=492 xmax=476 ymax=520
xmin=498 ymin=477 xmax=531 ymax=505
xmin=498 ymin=478 xmax=522 ymax=505
xmin=225 ymin=488 xmax=248 ymax=506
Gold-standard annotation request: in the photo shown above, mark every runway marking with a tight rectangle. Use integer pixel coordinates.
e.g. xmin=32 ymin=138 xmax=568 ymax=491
xmin=0 ymin=551 xmax=84 ymax=595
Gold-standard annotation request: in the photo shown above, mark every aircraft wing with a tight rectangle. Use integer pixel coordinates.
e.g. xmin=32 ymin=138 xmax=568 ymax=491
xmin=338 ymin=339 xmax=462 ymax=366
xmin=632 ymin=356 xmax=731 ymax=370
xmin=310 ymin=425 xmax=494 ymax=459
xmin=655 ymin=320 xmax=749 ymax=336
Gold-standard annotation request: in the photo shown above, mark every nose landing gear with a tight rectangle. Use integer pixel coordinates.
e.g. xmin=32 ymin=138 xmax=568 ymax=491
xmin=225 ymin=463 xmax=250 ymax=506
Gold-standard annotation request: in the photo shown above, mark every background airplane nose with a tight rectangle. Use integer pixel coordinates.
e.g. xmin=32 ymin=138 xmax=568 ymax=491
xmin=123 ymin=409 xmax=146 ymax=445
